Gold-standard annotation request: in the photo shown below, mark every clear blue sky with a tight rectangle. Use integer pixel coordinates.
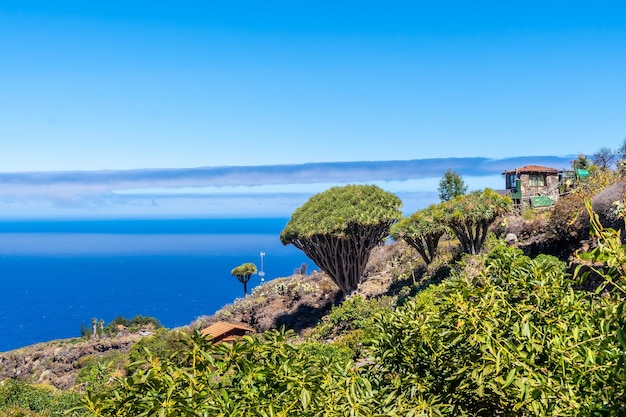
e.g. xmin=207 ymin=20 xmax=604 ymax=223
xmin=1 ymin=1 xmax=624 ymax=173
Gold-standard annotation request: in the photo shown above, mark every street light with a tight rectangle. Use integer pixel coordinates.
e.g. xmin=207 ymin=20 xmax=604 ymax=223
xmin=259 ymin=251 xmax=265 ymax=283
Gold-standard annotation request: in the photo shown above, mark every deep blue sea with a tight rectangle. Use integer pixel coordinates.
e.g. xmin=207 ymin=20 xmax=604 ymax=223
xmin=0 ymin=218 xmax=310 ymax=352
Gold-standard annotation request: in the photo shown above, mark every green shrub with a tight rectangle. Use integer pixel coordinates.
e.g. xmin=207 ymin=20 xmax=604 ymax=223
xmin=81 ymin=329 xmax=411 ymax=416
xmin=128 ymin=328 xmax=187 ymax=366
xmin=307 ymin=295 xmax=395 ymax=344
xmin=76 ymin=203 xmax=626 ymax=416
xmin=75 ymin=351 xmax=129 ymax=392
xmin=2 ymin=405 xmax=42 ymax=417
xmin=298 ymin=341 xmax=353 ymax=364
xmin=370 ymin=241 xmax=626 ymax=416
xmin=0 ymin=379 xmax=84 ymax=417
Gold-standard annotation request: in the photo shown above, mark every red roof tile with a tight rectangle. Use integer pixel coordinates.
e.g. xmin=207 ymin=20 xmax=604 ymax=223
xmin=502 ymin=165 xmax=560 ymax=174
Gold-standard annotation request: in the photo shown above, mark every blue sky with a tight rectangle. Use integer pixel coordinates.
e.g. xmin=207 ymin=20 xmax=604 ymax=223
xmin=0 ymin=1 xmax=624 ymax=217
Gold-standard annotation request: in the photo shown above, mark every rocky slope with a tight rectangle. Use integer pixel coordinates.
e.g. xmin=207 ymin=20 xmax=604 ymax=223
xmin=0 ymin=242 xmax=411 ymax=391
xmin=0 ymin=334 xmax=143 ymax=390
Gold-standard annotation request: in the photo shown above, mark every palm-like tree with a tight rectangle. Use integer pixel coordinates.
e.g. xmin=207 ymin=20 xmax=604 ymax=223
xmin=231 ymin=263 xmax=258 ymax=296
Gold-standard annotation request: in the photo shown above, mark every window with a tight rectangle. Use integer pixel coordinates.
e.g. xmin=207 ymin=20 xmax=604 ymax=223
xmin=506 ymin=174 xmax=517 ymax=189
xmin=529 ymin=173 xmax=546 ymax=187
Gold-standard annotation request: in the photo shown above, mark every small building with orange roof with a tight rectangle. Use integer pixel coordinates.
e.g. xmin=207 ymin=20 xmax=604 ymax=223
xmin=201 ymin=321 xmax=254 ymax=344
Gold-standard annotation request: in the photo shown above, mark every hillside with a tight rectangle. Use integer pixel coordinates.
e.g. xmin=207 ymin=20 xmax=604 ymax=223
xmin=0 ymin=226 xmax=585 ymax=391
xmin=0 ymin=241 xmax=415 ymax=390
xmin=1 ymin=178 xmax=624 ymax=403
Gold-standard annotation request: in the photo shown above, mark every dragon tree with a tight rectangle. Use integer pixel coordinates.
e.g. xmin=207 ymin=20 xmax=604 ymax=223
xmin=441 ymin=188 xmax=512 ymax=255
xmin=231 ymin=262 xmax=257 ymax=296
xmin=280 ymin=184 xmax=402 ymax=296
xmin=390 ymin=204 xmax=448 ymax=265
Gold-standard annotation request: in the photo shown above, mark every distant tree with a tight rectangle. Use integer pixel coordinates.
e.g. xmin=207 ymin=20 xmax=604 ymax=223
xmin=280 ymin=184 xmax=402 ymax=296
xmin=438 ymin=169 xmax=468 ymax=202
xmin=441 ymin=189 xmax=512 ymax=255
xmin=110 ymin=315 xmax=131 ymax=328
xmin=390 ymin=204 xmax=448 ymax=265
xmin=615 ymin=139 xmax=626 ymax=175
xmin=572 ymin=154 xmax=591 ymax=170
xmin=591 ymin=147 xmax=617 ymax=170
xmin=129 ymin=315 xmax=163 ymax=329
xmin=80 ymin=322 xmax=89 ymax=338
xmin=231 ymin=263 xmax=258 ymax=296
xmin=92 ymin=317 xmax=98 ymax=337
xmin=618 ymin=139 xmax=626 ymax=159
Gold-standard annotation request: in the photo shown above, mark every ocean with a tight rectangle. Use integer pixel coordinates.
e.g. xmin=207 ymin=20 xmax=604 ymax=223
xmin=0 ymin=218 xmax=310 ymax=352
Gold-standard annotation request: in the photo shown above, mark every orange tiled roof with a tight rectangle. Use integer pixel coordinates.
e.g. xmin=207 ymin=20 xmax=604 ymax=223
xmin=201 ymin=321 xmax=254 ymax=340
xmin=502 ymin=165 xmax=560 ymax=175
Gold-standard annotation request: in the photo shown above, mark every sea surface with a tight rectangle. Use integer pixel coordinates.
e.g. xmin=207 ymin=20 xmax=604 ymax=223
xmin=0 ymin=218 xmax=310 ymax=352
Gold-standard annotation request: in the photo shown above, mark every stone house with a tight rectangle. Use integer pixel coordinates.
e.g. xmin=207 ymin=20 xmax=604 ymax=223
xmin=502 ymin=165 xmax=561 ymax=208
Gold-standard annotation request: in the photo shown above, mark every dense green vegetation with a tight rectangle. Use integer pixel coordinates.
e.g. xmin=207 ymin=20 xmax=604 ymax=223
xmin=6 ymin=150 xmax=626 ymax=416
xmin=77 ymin=232 xmax=626 ymax=415
xmin=0 ymin=379 xmax=83 ymax=417
xmin=372 ymin=241 xmax=626 ymax=415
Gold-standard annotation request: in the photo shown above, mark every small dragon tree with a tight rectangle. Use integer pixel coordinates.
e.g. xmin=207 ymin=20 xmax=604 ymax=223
xmin=280 ymin=184 xmax=402 ymax=296
xmin=441 ymin=188 xmax=512 ymax=255
xmin=390 ymin=204 xmax=448 ymax=264
xmin=231 ymin=262 xmax=257 ymax=296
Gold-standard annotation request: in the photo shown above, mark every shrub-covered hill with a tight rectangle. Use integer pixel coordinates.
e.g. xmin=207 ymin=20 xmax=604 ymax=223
xmin=0 ymin=213 xmax=590 ymax=395
xmin=0 ymin=240 xmax=417 ymax=391
xmin=0 ymin=335 xmax=143 ymax=391
xmin=2 ymin=176 xmax=626 ymax=416
xmin=51 ymin=223 xmax=626 ymax=416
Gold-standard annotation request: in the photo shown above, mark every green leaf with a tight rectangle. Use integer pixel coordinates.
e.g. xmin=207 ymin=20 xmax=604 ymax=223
xmin=502 ymin=368 xmax=516 ymax=389
xmin=618 ymin=328 xmax=626 ymax=349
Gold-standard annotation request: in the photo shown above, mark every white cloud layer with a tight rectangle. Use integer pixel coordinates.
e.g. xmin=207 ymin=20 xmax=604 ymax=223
xmin=0 ymin=156 xmax=572 ymax=218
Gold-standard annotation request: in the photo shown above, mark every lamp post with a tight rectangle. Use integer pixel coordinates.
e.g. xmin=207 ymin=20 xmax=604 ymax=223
xmin=259 ymin=251 xmax=265 ymax=283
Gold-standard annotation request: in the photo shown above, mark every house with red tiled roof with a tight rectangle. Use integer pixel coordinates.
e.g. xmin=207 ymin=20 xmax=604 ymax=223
xmin=201 ymin=321 xmax=254 ymax=344
xmin=502 ymin=165 xmax=562 ymax=208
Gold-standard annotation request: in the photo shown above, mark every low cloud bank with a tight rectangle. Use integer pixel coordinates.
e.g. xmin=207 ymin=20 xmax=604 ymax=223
xmin=0 ymin=156 xmax=573 ymax=218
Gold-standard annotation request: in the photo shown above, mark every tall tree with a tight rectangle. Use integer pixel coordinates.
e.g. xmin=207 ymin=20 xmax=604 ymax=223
xmin=617 ymin=138 xmax=626 ymax=161
xmin=438 ymin=169 xmax=468 ymax=202
xmin=591 ymin=147 xmax=617 ymax=170
xmin=231 ymin=263 xmax=257 ymax=296
xmin=280 ymin=184 xmax=402 ymax=296
xmin=390 ymin=204 xmax=448 ymax=265
xmin=441 ymin=189 xmax=512 ymax=255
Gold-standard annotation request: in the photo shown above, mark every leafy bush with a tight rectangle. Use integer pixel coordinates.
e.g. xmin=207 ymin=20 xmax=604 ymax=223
xmin=369 ymin=241 xmax=626 ymax=416
xmin=298 ymin=341 xmax=354 ymax=364
xmin=307 ymin=295 xmax=395 ymax=345
xmin=75 ymin=351 xmax=129 ymax=392
xmin=76 ymin=202 xmax=626 ymax=416
xmin=82 ymin=329 xmax=400 ymax=416
xmin=128 ymin=328 xmax=187 ymax=366
xmin=573 ymin=165 xmax=622 ymax=200
xmin=0 ymin=379 xmax=84 ymax=417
